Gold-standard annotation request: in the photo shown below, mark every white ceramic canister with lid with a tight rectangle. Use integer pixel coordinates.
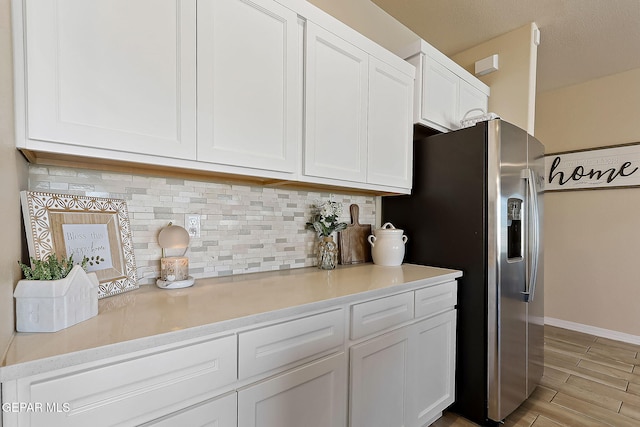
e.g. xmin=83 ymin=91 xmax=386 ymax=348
xmin=367 ymin=222 xmax=408 ymax=266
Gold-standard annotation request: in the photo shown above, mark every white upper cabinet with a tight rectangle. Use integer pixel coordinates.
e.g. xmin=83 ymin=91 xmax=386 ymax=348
xmin=458 ymin=79 xmax=490 ymax=126
xmin=13 ymin=0 xmax=415 ymax=194
xmin=303 ymin=20 xmax=414 ymax=192
xmin=304 ymin=22 xmax=369 ymax=183
xmin=420 ymin=56 xmax=459 ymax=131
xmin=367 ymin=58 xmax=413 ymax=189
xmin=17 ymin=0 xmax=197 ymax=159
xmin=401 ymin=40 xmax=489 ymax=132
xmin=197 ymin=0 xmax=299 ymax=173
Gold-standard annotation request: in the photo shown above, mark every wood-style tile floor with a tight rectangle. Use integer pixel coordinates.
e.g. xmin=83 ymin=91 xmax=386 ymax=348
xmin=432 ymin=325 xmax=640 ymax=426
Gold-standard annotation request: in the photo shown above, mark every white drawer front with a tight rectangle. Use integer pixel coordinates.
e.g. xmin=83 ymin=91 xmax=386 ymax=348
xmin=414 ymin=281 xmax=457 ymax=319
xmin=143 ymin=392 xmax=237 ymax=427
xmin=24 ymin=335 xmax=237 ymax=427
xmin=239 ymin=309 xmax=344 ymax=380
xmin=350 ymin=291 xmax=414 ymax=340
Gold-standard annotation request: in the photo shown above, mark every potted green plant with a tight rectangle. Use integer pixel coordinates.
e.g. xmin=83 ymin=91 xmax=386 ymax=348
xmin=14 ymin=255 xmax=99 ymax=332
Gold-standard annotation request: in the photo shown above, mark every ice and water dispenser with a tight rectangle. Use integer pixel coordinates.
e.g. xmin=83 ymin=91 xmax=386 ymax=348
xmin=507 ymin=198 xmax=523 ymax=260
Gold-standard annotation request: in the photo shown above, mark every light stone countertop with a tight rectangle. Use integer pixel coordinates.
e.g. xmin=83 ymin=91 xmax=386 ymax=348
xmin=0 ymin=263 xmax=461 ymax=382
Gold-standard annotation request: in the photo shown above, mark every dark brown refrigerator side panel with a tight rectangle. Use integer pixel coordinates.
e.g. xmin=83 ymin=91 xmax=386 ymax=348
xmin=382 ymin=123 xmax=489 ymax=424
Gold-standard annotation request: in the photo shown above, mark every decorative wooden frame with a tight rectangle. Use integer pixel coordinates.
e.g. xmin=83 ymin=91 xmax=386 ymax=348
xmin=20 ymin=191 xmax=138 ymax=298
xmin=545 ymin=142 xmax=640 ymax=191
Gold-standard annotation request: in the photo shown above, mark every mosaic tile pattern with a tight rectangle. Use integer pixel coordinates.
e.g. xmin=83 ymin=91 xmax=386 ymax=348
xmin=29 ymin=166 xmax=377 ymax=284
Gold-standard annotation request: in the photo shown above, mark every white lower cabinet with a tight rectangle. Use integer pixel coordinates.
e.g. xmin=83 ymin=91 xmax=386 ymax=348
xmin=406 ymin=311 xmax=457 ymax=427
xmin=1 ymin=282 xmax=457 ymax=427
xmin=2 ymin=334 xmax=238 ymax=427
xmin=349 ymin=314 xmax=456 ymax=427
xmin=350 ymin=327 xmax=411 ymax=427
xmin=143 ymin=392 xmax=237 ymax=427
xmin=349 ymin=283 xmax=457 ymax=427
xmin=238 ymin=352 xmax=347 ymax=427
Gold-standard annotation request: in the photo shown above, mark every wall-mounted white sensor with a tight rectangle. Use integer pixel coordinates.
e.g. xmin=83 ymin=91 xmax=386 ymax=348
xmin=475 ymin=54 xmax=499 ymax=76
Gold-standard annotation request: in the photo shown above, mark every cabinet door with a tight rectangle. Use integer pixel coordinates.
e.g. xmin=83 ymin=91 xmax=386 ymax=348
xmin=350 ymin=327 xmax=410 ymax=427
xmin=458 ymin=79 xmax=489 ymax=127
xmin=367 ymin=58 xmax=413 ymax=189
xmin=304 ymin=22 xmax=368 ymax=183
xmin=197 ymin=0 xmax=299 ymax=173
xmin=421 ymin=55 xmax=458 ymax=131
xmin=238 ymin=353 xmax=347 ymax=427
xmin=143 ymin=393 xmax=237 ymax=427
xmin=22 ymin=0 xmax=196 ymax=159
xmin=406 ymin=310 xmax=456 ymax=427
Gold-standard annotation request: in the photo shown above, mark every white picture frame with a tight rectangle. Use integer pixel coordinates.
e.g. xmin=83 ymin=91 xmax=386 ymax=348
xmin=545 ymin=142 xmax=640 ymax=191
xmin=20 ymin=191 xmax=138 ymax=298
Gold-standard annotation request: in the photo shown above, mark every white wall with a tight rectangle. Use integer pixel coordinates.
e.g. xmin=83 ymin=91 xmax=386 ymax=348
xmin=0 ymin=0 xmax=29 ymax=358
xmin=536 ymin=67 xmax=640 ymax=338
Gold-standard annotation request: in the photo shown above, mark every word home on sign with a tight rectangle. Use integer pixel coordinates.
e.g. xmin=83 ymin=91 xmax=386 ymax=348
xmin=544 ymin=143 xmax=640 ymax=191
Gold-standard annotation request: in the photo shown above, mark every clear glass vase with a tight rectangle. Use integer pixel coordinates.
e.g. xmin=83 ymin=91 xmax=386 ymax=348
xmin=317 ymin=236 xmax=338 ymax=270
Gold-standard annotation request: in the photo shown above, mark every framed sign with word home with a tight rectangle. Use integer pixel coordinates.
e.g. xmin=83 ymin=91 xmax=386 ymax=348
xmin=545 ymin=143 xmax=640 ymax=191
xmin=20 ymin=191 xmax=138 ymax=298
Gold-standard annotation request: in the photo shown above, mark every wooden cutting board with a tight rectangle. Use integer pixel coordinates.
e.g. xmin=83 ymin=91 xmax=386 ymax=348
xmin=338 ymin=204 xmax=372 ymax=264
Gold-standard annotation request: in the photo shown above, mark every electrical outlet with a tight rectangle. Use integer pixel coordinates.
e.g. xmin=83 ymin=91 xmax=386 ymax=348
xmin=185 ymin=214 xmax=201 ymax=238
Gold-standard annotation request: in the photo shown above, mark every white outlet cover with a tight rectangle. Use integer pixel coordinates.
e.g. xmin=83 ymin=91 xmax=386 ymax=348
xmin=184 ymin=214 xmax=201 ymax=238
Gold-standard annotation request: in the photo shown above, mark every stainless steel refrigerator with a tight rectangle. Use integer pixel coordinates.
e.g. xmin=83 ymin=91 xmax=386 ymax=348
xmin=382 ymin=119 xmax=544 ymax=425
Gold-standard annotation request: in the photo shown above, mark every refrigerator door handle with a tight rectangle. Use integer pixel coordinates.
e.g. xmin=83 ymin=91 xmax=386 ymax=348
xmin=522 ymin=168 xmax=540 ymax=302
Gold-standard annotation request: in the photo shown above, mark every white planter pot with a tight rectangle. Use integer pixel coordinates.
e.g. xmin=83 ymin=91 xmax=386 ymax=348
xmin=14 ymin=265 xmax=99 ymax=333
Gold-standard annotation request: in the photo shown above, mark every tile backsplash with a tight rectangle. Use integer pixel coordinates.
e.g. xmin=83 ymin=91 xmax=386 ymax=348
xmin=28 ymin=166 xmax=377 ymax=284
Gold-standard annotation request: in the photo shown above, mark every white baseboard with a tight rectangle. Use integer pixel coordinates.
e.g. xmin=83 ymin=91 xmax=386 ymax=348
xmin=545 ymin=317 xmax=640 ymax=345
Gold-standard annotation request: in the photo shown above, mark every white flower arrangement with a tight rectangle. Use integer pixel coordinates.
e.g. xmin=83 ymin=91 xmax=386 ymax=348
xmin=306 ymin=200 xmax=348 ymax=237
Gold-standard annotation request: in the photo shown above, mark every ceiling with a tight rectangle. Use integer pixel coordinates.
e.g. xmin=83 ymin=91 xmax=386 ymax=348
xmin=371 ymin=0 xmax=640 ymax=93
